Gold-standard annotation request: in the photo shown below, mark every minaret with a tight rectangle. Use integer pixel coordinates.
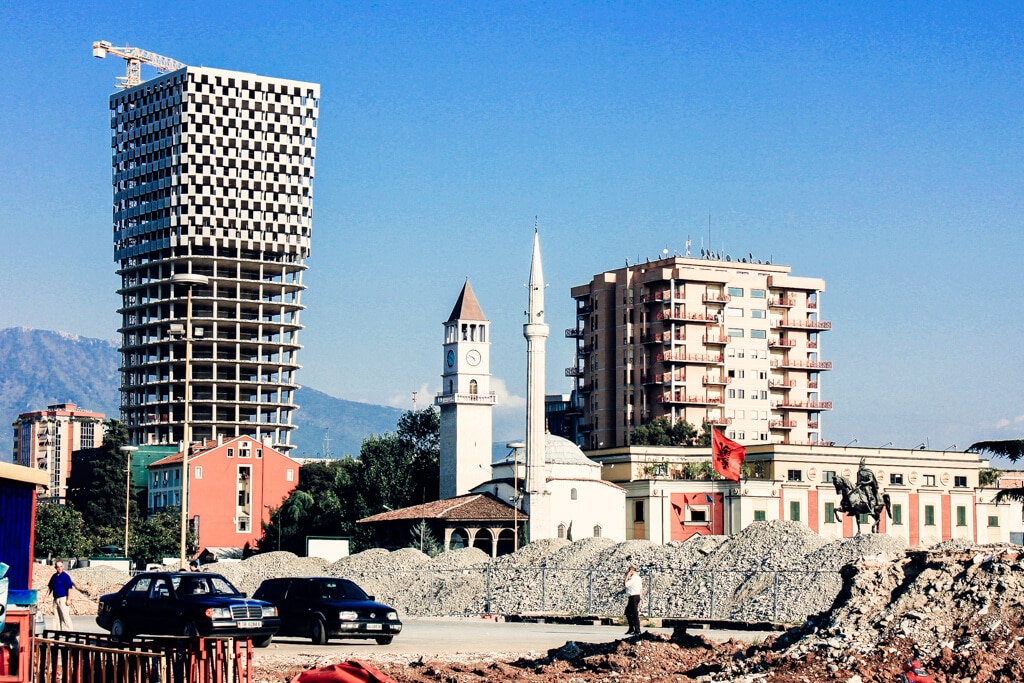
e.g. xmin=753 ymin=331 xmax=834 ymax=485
xmin=436 ymin=280 xmax=495 ymax=499
xmin=523 ymin=229 xmax=551 ymax=539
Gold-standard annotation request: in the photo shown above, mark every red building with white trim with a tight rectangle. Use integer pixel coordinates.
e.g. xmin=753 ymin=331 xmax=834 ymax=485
xmin=148 ymin=435 xmax=299 ymax=552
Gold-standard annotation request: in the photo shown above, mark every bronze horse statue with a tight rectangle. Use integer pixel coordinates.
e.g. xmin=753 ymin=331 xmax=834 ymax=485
xmin=833 ymin=475 xmax=892 ymax=534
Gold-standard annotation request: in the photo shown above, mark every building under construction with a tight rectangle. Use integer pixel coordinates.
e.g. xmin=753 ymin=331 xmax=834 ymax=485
xmin=100 ymin=45 xmax=319 ymax=450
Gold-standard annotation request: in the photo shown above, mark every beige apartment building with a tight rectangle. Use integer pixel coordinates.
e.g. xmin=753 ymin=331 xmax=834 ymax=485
xmin=569 ymin=254 xmax=830 ymax=449
xmin=11 ymin=403 xmax=106 ymax=502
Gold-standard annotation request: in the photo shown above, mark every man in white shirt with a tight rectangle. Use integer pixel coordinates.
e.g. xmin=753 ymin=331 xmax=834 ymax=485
xmin=624 ymin=565 xmax=643 ymax=635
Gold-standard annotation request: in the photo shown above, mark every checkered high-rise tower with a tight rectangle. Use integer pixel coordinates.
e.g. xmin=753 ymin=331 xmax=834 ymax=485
xmin=111 ymin=66 xmax=319 ymax=450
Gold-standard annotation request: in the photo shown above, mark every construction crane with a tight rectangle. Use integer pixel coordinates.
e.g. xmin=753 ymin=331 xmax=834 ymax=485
xmin=92 ymin=40 xmax=186 ymax=89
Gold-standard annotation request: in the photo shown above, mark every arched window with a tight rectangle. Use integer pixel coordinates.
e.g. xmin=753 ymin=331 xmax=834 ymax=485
xmin=570 ymin=488 xmax=578 ymax=500
xmin=469 ymin=379 xmax=478 ymax=395
xmin=557 ymin=523 xmax=566 ymax=539
xmin=593 ymin=524 xmax=602 ymax=538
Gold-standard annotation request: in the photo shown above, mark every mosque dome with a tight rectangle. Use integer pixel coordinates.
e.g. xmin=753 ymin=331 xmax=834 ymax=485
xmin=543 ymin=433 xmax=599 ymax=466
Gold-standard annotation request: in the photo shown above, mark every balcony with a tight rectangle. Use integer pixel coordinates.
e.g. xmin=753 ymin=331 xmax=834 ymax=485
xmin=702 ymin=334 xmax=731 ymax=345
xmin=808 ymin=421 xmax=819 ymax=429
xmin=703 ymin=375 xmax=731 ymax=386
xmin=702 ymin=293 xmax=731 ymax=304
xmin=768 ymin=338 xmax=796 ymax=348
xmin=807 ymin=301 xmax=818 ymax=309
xmin=808 ymin=381 xmax=819 ymax=389
xmin=769 ymin=420 xmax=797 ymax=429
xmin=783 ymin=439 xmax=836 ymax=447
xmin=576 ymin=304 xmax=593 ymax=316
xmin=434 ymin=392 xmax=498 ymax=406
xmin=641 ymin=290 xmax=671 ymax=303
xmin=771 ymin=359 xmax=833 ymax=371
xmin=708 ymin=417 xmax=733 ymax=426
xmin=656 ymin=350 xmax=725 ymax=365
xmin=776 ymin=319 xmax=832 ymax=331
xmin=565 ymin=328 xmax=584 ymax=338
xmin=657 ymin=392 xmax=723 ymax=405
xmin=768 ymin=379 xmax=796 ymax=389
xmin=643 ymin=331 xmax=685 ymax=344
xmin=807 ymin=340 xmax=818 ymax=349
xmin=565 ymin=367 xmax=584 ymax=377
xmin=771 ymin=400 xmax=833 ymax=411
xmin=651 ymin=371 xmax=685 ymax=384
xmin=770 ymin=297 xmax=796 ymax=308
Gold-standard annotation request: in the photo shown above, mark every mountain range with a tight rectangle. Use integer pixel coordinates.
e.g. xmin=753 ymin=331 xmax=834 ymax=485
xmin=0 ymin=327 xmax=403 ymax=460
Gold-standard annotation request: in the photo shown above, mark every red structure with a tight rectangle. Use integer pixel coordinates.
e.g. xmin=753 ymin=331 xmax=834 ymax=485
xmin=148 ymin=436 xmax=299 ymax=553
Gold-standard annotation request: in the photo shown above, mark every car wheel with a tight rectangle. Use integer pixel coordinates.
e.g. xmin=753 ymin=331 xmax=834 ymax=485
xmin=183 ymin=622 xmax=200 ymax=638
xmin=310 ymin=618 xmax=327 ymax=645
xmin=252 ymin=635 xmax=273 ymax=648
xmin=375 ymin=636 xmax=393 ymax=645
xmin=111 ymin=619 xmax=132 ymax=641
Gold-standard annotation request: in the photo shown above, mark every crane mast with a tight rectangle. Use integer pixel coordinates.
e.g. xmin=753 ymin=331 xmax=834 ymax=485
xmin=92 ymin=40 xmax=186 ymax=89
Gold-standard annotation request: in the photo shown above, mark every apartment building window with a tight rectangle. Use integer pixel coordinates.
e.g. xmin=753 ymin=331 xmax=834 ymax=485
xmin=751 ymin=289 xmax=766 ymax=298
xmin=954 ymin=476 xmax=968 ymax=488
xmin=286 ymin=468 xmax=294 ymax=482
xmin=634 ymin=500 xmax=645 ymax=522
xmin=787 ymin=469 xmax=803 ymax=482
xmin=754 ymin=510 xmax=766 ymax=521
xmin=823 ymin=471 xmax=836 ymax=483
xmin=760 ymin=390 xmax=768 ymax=399
xmin=824 ymin=503 xmax=835 ymax=524
xmin=727 ymin=307 xmax=744 ymax=317
xmin=728 ymin=389 xmax=736 ymax=398
xmin=790 ymin=501 xmax=801 ymax=521
xmin=892 ymin=504 xmax=903 ymax=525
xmin=923 ymin=474 xmax=936 ymax=486
xmin=956 ymin=506 xmax=967 ymax=526
xmin=728 ymin=369 xmax=745 ymax=379
xmin=227 ymin=448 xmax=234 ymax=457
xmin=924 ymin=505 xmax=935 ymax=526
xmin=989 ymin=516 xmax=1000 ymax=527
xmin=751 ymin=329 xmax=767 ymax=339
xmin=728 ymin=287 xmax=744 ymax=297
xmin=728 ymin=328 xmax=744 ymax=338
xmin=890 ymin=473 xmax=904 ymax=485
xmin=751 ymin=310 xmax=766 ymax=319
xmin=195 ymin=467 xmax=203 ymax=479
xmin=738 ymin=390 xmax=745 ymax=398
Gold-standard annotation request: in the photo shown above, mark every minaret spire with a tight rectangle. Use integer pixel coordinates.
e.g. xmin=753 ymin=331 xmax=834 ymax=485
xmin=524 ymin=226 xmax=551 ymax=539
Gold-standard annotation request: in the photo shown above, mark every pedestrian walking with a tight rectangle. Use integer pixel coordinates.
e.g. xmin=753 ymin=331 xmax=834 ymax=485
xmin=624 ymin=565 xmax=643 ymax=636
xmin=47 ymin=560 xmax=76 ymax=631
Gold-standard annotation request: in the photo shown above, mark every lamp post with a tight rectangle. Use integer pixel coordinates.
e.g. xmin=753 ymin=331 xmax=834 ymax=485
xmin=171 ymin=272 xmax=209 ymax=569
xmin=121 ymin=445 xmax=138 ymax=563
xmin=507 ymin=442 xmax=524 ymax=551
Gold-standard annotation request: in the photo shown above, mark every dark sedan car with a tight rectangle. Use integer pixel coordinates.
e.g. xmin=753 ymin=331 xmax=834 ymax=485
xmin=96 ymin=572 xmax=280 ymax=646
xmin=253 ymin=577 xmax=402 ymax=645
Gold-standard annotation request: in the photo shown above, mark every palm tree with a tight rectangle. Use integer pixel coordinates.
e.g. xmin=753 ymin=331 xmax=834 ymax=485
xmin=968 ymin=440 xmax=1024 ymax=503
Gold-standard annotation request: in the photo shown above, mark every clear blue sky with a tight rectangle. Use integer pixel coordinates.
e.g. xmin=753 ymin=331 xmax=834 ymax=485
xmin=1 ymin=2 xmax=1021 ymax=451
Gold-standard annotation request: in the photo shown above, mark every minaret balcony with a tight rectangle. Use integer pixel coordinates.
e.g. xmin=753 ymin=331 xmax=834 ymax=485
xmin=434 ymin=392 xmax=497 ymax=406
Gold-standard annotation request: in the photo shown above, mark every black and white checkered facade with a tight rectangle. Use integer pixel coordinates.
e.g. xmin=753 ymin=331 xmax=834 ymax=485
xmin=111 ymin=66 xmax=319 ymax=451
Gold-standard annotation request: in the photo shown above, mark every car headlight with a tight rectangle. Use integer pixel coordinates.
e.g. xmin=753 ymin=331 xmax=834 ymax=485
xmin=205 ymin=607 xmax=232 ymax=619
xmin=261 ymin=605 xmax=278 ymax=618
xmin=386 ymin=612 xmax=398 ymax=621
xmin=338 ymin=611 xmax=359 ymax=621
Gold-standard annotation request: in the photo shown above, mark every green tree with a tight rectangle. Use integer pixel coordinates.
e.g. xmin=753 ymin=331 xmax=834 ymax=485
xmin=130 ymin=511 xmax=196 ymax=565
xmin=67 ymin=420 xmax=135 ymax=549
xmin=631 ymin=417 xmax=702 ymax=447
xmin=398 ymin=408 xmax=440 ymax=505
xmin=969 ymin=440 xmax=1024 ymax=503
xmin=408 ymin=519 xmax=440 ymax=557
xmin=34 ymin=502 xmax=87 ymax=559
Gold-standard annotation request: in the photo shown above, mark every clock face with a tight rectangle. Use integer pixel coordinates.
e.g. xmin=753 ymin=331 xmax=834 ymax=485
xmin=446 ymin=349 xmax=455 ymax=368
xmin=466 ymin=350 xmax=482 ymax=366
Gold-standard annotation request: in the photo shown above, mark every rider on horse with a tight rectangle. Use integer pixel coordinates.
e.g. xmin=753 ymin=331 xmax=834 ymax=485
xmin=856 ymin=458 xmax=882 ymax=510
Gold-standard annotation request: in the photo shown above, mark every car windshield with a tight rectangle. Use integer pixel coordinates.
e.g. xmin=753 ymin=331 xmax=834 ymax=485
xmin=171 ymin=575 xmax=241 ymax=596
xmin=316 ymin=580 xmax=368 ymax=601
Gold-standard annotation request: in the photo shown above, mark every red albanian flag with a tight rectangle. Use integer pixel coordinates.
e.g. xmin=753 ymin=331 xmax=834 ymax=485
xmin=712 ymin=429 xmax=746 ymax=482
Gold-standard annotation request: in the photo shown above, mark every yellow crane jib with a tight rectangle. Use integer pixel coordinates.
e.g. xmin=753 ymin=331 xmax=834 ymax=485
xmin=92 ymin=40 xmax=187 ymax=89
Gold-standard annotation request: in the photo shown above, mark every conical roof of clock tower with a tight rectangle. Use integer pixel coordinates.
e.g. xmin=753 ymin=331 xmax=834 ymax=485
xmin=446 ymin=279 xmax=487 ymax=322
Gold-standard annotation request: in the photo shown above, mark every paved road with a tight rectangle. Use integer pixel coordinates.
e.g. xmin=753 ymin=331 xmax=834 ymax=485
xmin=59 ymin=615 xmax=775 ymax=658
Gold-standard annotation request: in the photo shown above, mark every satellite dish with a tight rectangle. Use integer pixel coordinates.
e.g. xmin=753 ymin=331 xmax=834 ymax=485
xmin=741 ymin=258 xmax=747 ymax=263
xmin=726 ymin=255 xmax=731 ymax=261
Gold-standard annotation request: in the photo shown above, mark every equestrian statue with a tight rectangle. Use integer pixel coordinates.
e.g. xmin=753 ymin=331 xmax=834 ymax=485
xmin=833 ymin=458 xmax=892 ymax=534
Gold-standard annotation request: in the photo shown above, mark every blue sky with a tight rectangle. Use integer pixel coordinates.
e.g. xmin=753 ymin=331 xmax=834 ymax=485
xmin=0 ymin=2 xmax=1021 ymax=451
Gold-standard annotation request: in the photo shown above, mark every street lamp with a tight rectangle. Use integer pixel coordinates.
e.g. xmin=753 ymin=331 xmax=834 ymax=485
xmin=171 ymin=272 xmax=209 ymax=569
xmin=120 ymin=445 xmax=138 ymax=564
xmin=507 ymin=442 xmax=524 ymax=551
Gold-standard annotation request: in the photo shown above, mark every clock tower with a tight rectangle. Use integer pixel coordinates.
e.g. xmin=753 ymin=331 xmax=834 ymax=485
xmin=436 ymin=280 xmax=495 ymax=498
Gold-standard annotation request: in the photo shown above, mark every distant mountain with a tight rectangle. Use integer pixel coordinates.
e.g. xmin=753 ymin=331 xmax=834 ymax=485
xmin=0 ymin=327 xmax=402 ymax=460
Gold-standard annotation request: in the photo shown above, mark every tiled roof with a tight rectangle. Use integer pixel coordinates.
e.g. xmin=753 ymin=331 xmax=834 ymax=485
xmin=357 ymin=493 xmax=525 ymax=524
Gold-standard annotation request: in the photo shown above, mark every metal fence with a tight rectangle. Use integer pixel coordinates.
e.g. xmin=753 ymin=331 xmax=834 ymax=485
xmin=333 ymin=567 xmax=844 ymax=624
